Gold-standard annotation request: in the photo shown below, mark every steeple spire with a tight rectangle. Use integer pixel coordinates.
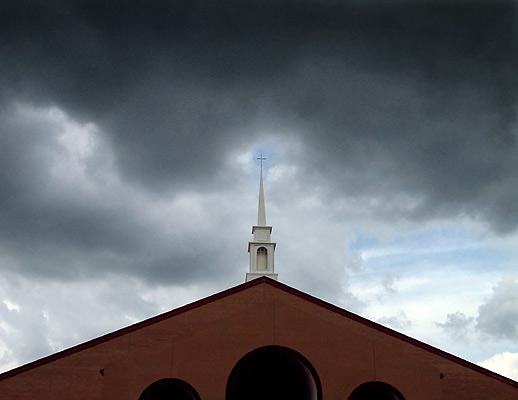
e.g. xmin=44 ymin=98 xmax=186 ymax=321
xmin=246 ymin=154 xmax=278 ymax=282
xmin=257 ymin=154 xmax=266 ymax=226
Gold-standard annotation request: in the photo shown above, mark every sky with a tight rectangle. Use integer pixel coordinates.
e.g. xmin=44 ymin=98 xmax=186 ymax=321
xmin=0 ymin=0 xmax=517 ymax=382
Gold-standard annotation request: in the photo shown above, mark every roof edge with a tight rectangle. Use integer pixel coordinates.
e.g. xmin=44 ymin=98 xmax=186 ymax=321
xmin=1 ymin=277 xmax=517 ymax=389
xmin=0 ymin=277 xmax=266 ymax=381
xmin=262 ymin=278 xmax=518 ymax=389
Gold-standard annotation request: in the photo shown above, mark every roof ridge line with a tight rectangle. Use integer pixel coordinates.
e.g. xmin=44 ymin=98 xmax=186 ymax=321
xmin=1 ymin=276 xmax=517 ymax=388
xmin=0 ymin=277 xmax=267 ymax=381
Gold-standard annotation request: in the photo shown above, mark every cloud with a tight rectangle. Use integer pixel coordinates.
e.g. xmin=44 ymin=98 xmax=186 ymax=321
xmin=477 ymin=352 xmax=518 ymax=381
xmin=264 ymin=156 xmax=364 ymax=310
xmin=0 ymin=1 xmax=517 ymax=233
xmin=0 ymin=103 xmax=253 ymax=286
xmin=0 ymin=296 xmax=52 ymax=368
xmin=0 ymin=270 xmax=221 ymax=371
xmin=436 ymin=312 xmax=474 ymax=341
xmin=476 ymin=276 xmax=518 ymax=341
xmin=1 ymin=0 xmax=518 ymax=375
xmin=381 ymin=272 xmax=399 ymax=295
xmin=377 ymin=311 xmax=411 ymax=332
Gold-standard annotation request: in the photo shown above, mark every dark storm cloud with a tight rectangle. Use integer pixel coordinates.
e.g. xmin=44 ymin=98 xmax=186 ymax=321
xmin=0 ymin=103 xmax=244 ymax=283
xmin=1 ymin=2 xmax=518 ymax=373
xmin=1 ymin=0 xmax=517 ymax=234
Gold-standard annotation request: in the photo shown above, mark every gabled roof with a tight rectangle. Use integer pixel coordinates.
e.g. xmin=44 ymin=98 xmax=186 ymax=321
xmin=1 ymin=277 xmax=517 ymax=388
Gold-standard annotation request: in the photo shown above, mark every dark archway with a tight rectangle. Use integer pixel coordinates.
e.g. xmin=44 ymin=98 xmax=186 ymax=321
xmin=138 ymin=378 xmax=201 ymax=400
xmin=347 ymin=382 xmax=405 ymax=400
xmin=226 ymin=346 xmax=321 ymax=400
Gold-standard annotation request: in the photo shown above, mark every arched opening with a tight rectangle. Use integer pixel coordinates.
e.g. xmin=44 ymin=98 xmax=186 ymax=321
xmin=138 ymin=378 xmax=201 ymax=400
xmin=256 ymin=247 xmax=268 ymax=270
xmin=347 ymin=382 xmax=405 ymax=400
xmin=226 ymin=345 xmax=321 ymax=400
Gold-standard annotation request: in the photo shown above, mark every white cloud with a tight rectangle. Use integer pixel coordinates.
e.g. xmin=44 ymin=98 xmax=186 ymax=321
xmin=376 ymin=311 xmax=411 ymax=332
xmin=0 ymin=271 xmax=228 ymax=374
xmin=477 ymin=352 xmax=518 ymax=381
xmin=477 ymin=276 xmax=518 ymax=341
xmin=265 ymin=156 xmax=362 ymax=309
xmin=347 ymin=224 xmax=518 ymax=363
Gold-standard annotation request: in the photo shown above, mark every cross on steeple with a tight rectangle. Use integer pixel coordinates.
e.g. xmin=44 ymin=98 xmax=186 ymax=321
xmin=257 ymin=154 xmax=266 ymax=169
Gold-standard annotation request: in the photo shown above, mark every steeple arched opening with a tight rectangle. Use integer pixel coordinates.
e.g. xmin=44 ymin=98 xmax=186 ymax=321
xmin=256 ymin=247 xmax=268 ymax=270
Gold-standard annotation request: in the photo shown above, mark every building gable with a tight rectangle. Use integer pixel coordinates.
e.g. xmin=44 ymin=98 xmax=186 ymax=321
xmin=0 ymin=277 xmax=517 ymax=399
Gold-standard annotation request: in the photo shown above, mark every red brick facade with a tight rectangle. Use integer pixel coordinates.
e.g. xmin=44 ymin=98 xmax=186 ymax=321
xmin=0 ymin=277 xmax=517 ymax=399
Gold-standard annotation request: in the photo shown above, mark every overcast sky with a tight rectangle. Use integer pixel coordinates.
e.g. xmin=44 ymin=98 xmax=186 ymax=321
xmin=1 ymin=0 xmax=517 ymax=381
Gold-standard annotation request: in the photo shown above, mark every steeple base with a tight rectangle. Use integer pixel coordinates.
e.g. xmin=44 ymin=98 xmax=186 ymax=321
xmin=245 ymin=272 xmax=278 ymax=282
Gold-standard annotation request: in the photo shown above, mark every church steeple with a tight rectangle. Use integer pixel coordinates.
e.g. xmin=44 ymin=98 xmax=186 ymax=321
xmin=246 ymin=154 xmax=278 ymax=282
xmin=257 ymin=155 xmax=266 ymax=226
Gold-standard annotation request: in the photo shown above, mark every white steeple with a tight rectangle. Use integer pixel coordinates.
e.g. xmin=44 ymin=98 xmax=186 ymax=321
xmin=246 ymin=154 xmax=278 ymax=282
xmin=257 ymin=159 xmax=266 ymax=226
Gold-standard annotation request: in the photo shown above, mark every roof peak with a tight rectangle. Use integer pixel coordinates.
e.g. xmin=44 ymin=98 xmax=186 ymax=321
xmin=2 ymin=276 xmax=516 ymax=389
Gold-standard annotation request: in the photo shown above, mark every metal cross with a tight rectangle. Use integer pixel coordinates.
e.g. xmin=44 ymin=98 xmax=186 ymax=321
xmin=257 ymin=154 xmax=266 ymax=169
